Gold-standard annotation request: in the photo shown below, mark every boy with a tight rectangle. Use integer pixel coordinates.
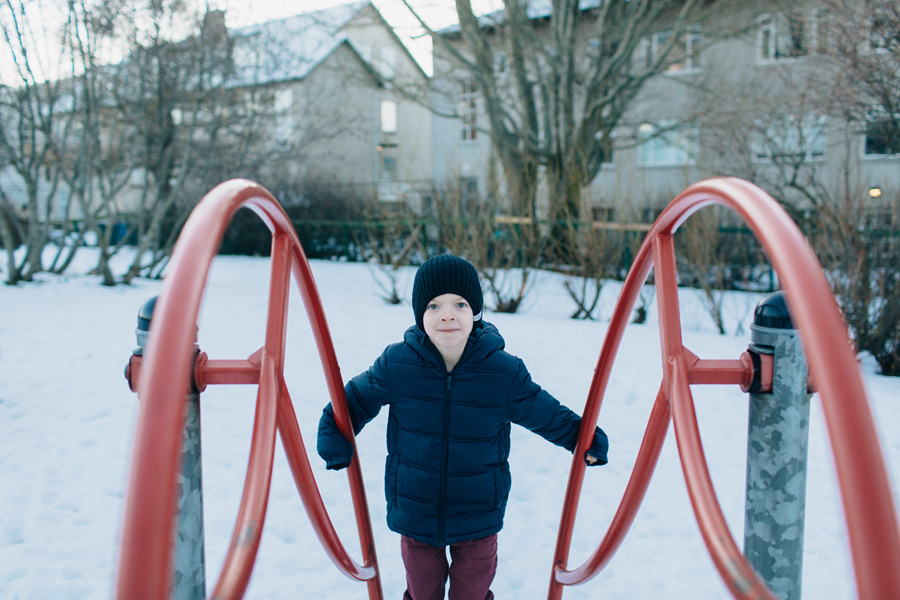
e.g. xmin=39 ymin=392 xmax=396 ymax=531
xmin=317 ymin=254 xmax=608 ymax=600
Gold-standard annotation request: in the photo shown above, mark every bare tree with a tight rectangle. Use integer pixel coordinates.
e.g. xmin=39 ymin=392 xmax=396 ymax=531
xmin=405 ymin=0 xmax=732 ymax=230
xmin=561 ymin=218 xmax=617 ymax=320
xmin=432 ymin=175 xmax=545 ymax=314
xmin=767 ymin=1 xmax=900 ymax=375
xmin=0 ymin=0 xmax=78 ymax=284
xmin=818 ymin=0 xmax=900 ymax=151
xmin=357 ymin=194 xmax=427 ymax=305
xmin=675 ymin=206 xmax=729 ymax=334
xmin=698 ymin=0 xmax=900 ymax=372
xmin=4 ymin=0 xmax=351 ymax=285
xmin=811 ymin=1 xmax=900 ymax=374
xmin=92 ymin=3 xmax=243 ymax=283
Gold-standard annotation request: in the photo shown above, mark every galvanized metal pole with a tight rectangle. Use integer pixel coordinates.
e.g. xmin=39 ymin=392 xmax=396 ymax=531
xmin=743 ymin=291 xmax=811 ymax=600
xmin=133 ymin=296 xmax=207 ymax=600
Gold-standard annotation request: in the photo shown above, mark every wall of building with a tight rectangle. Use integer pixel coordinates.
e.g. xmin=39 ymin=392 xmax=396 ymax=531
xmin=430 ymin=0 xmax=900 ymax=224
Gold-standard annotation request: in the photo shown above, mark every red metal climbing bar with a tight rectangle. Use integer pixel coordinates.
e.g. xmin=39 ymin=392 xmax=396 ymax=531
xmin=553 ymin=384 xmax=670 ymax=587
xmin=118 ymin=175 xmax=899 ymax=600
xmin=116 ymin=179 xmax=382 ymax=599
xmin=550 ymin=176 xmax=900 ymax=599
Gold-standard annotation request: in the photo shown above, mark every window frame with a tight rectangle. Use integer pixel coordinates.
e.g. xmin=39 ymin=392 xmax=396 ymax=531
xmin=757 ymin=12 xmax=812 ymax=63
xmin=380 ymin=99 xmax=398 ymax=134
xmin=459 ymin=79 xmax=479 ymax=142
xmin=862 ymin=109 xmax=900 ymax=158
xmin=637 ymin=122 xmax=698 ymax=167
xmin=644 ymin=27 xmax=704 ymax=74
xmin=379 ymin=154 xmax=397 ymax=182
xmin=751 ymin=113 xmax=828 ymax=163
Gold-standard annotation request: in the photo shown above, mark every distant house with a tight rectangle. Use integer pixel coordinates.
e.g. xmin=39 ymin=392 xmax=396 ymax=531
xmin=429 ymin=0 xmax=900 ymax=225
xmin=0 ymin=1 xmax=433 ymax=225
xmin=226 ymin=2 xmax=433 ymax=199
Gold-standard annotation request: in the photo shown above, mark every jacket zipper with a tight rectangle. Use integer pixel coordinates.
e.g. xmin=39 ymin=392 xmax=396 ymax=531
xmin=438 ymin=374 xmax=452 ymax=542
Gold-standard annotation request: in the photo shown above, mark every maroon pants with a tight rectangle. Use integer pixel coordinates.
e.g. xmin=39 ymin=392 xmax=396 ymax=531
xmin=400 ymin=534 xmax=497 ymax=600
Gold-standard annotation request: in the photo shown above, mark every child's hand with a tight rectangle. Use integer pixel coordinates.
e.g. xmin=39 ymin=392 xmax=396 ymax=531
xmin=585 ymin=426 xmax=609 ymax=466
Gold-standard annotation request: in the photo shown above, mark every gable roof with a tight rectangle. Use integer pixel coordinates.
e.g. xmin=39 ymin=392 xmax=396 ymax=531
xmin=231 ymin=1 xmax=369 ymax=86
xmin=440 ymin=0 xmax=603 ymax=34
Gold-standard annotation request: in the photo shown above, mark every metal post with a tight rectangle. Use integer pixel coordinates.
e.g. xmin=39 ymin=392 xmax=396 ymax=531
xmin=132 ymin=296 xmax=207 ymax=600
xmin=743 ymin=291 xmax=811 ymax=600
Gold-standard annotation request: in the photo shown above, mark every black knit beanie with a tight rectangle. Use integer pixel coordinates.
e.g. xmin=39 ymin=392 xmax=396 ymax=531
xmin=412 ymin=255 xmax=483 ymax=331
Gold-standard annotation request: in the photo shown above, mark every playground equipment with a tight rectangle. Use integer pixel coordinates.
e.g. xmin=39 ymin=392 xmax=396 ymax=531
xmin=118 ymin=177 xmax=900 ymax=599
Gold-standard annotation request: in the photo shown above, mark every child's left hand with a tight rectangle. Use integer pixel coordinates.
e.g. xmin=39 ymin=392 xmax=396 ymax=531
xmin=584 ymin=427 xmax=609 ymax=466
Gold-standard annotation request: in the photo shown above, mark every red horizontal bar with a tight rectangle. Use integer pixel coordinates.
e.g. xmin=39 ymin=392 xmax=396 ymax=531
xmin=687 ymin=358 xmax=752 ymax=387
xmin=683 ymin=351 xmax=774 ymax=394
xmin=195 ymin=350 xmax=262 ymax=389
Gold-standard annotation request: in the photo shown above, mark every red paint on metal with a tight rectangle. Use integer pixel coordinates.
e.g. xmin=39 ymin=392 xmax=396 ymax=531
xmin=552 ymin=385 xmax=670 ymax=589
xmin=116 ymin=176 xmax=898 ymax=599
xmin=550 ymin=177 xmax=900 ymax=599
xmin=669 ymin=352 xmax=776 ymax=600
xmin=197 ymin=357 xmax=262 ymax=386
xmin=115 ymin=180 xmax=382 ymax=599
xmin=125 ymin=354 xmax=142 ymax=393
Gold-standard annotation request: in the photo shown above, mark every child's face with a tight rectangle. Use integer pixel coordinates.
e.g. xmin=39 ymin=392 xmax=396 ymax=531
xmin=422 ymin=293 xmax=474 ymax=357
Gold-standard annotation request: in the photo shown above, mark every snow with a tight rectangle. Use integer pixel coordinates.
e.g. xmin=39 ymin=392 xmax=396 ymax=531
xmin=1 ymin=247 xmax=898 ymax=599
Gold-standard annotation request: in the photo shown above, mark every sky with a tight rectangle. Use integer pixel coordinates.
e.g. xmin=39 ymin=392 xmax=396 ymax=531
xmin=1 ymin=245 xmax=899 ymax=598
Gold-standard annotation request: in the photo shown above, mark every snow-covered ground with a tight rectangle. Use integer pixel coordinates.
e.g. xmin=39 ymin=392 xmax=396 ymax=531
xmin=1 ymin=247 xmax=898 ymax=599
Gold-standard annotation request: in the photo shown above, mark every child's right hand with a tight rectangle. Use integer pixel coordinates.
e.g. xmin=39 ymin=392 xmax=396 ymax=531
xmin=317 ymin=410 xmax=355 ymax=470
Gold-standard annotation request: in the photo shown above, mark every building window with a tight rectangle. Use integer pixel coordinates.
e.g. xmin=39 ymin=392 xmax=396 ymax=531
xmin=638 ymin=122 xmax=697 ymax=167
xmin=592 ymin=206 xmax=615 ymax=222
xmin=641 ymin=207 xmax=661 ymax=224
xmin=811 ymin=7 xmax=831 ymax=54
xmin=381 ymin=100 xmax=397 ymax=134
xmin=596 ymin=130 xmax=615 ymax=165
xmin=460 ymin=80 xmax=478 ymax=141
xmin=758 ymin=13 xmax=814 ymax=62
xmin=380 ymin=155 xmax=397 ymax=181
xmin=644 ymin=27 xmax=703 ymax=73
xmin=460 ymin=176 xmax=479 ymax=209
xmin=864 ymin=111 xmax=900 ymax=156
xmin=752 ymin=114 xmax=827 ymax=161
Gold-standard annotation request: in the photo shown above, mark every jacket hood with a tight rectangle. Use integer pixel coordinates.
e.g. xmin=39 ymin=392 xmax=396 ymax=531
xmin=404 ymin=321 xmax=505 ymax=368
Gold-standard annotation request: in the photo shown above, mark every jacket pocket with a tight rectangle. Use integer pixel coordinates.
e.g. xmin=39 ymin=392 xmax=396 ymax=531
xmin=385 ymin=453 xmax=398 ymax=508
xmin=495 ymin=465 xmax=511 ymax=509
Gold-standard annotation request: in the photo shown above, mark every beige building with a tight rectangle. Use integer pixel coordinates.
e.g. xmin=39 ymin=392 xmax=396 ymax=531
xmin=429 ymin=0 xmax=899 ymax=225
xmin=228 ymin=2 xmax=433 ymax=197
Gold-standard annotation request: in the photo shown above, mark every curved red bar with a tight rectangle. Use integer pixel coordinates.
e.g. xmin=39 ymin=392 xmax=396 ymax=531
xmin=115 ymin=179 xmax=381 ymax=599
xmin=212 ymin=355 xmax=280 ymax=599
xmin=669 ymin=352 xmax=775 ymax=600
xmin=551 ymin=177 xmax=900 ymax=599
xmin=552 ymin=385 xmax=670 ymax=587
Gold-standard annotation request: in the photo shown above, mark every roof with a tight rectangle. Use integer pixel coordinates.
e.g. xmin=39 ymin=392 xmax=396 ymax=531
xmin=440 ymin=0 xmax=603 ymax=34
xmin=231 ymin=1 xmax=369 ymax=86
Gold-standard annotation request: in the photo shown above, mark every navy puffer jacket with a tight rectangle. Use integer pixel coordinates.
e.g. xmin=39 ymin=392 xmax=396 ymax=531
xmin=317 ymin=322 xmax=608 ymax=547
